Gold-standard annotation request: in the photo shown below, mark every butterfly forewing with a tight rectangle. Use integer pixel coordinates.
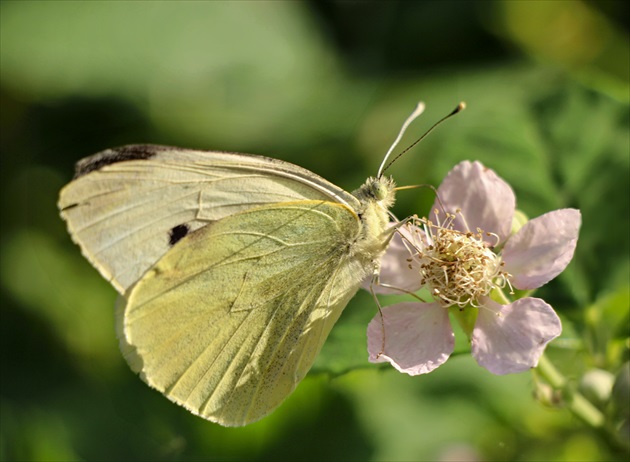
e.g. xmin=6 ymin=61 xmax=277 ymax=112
xmin=58 ymin=145 xmax=358 ymax=293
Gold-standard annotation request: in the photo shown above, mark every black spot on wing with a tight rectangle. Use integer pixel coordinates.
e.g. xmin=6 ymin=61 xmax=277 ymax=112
xmin=73 ymin=144 xmax=172 ymax=178
xmin=169 ymin=224 xmax=190 ymax=246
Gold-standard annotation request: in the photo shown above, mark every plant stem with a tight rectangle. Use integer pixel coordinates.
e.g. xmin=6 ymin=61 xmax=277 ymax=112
xmin=536 ymin=354 xmax=605 ymax=428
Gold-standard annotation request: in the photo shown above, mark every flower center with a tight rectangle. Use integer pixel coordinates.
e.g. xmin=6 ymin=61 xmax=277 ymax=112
xmin=408 ymin=215 xmax=508 ymax=308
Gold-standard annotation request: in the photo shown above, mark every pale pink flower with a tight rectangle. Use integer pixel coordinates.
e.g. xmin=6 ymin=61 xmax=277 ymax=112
xmin=368 ymin=161 xmax=581 ymax=375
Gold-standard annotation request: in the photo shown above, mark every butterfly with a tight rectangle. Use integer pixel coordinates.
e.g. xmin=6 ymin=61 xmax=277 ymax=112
xmin=58 ymin=102 xmax=461 ymax=426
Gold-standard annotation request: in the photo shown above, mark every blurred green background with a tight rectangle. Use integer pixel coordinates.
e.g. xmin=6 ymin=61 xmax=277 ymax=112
xmin=1 ymin=1 xmax=628 ymax=461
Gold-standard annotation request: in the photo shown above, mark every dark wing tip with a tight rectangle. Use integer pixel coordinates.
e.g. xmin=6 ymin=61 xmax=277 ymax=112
xmin=74 ymin=144 xmax=172 ymax=178
xmin=59 ymin=202 xmax=80 ymax=212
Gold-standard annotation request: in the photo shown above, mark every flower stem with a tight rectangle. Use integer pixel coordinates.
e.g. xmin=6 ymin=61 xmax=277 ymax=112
xmin=535 ymin=354 xmax=605 ymax=428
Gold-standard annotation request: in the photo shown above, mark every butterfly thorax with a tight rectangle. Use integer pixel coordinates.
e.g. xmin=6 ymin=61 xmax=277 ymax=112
xmin=350 ymin=176 xmax=397 ymax=266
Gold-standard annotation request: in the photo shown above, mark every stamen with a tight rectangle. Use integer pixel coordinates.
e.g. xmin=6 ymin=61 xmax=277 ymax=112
xmin=457 ymin=209 xmax=471 ymax=233
xmin=406 ymin=214 xmax=510 ymax=308
xmin=486 ymin=231 xmax=501 ymax=248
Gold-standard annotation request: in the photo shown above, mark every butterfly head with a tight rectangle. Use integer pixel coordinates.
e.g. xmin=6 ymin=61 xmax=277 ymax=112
xmin=353 ymin=176 xmax=396 ymax=210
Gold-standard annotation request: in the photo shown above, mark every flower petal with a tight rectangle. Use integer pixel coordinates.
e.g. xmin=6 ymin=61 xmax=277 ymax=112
xmin=362 ymin=224 xmax=424 ymax=295
xmin=471 ymin=297 xmax=561 ymax=375
xmin=431 ymin=161 xmax=515 ymax=244
xmin=367 ymin=302 xmax=454 ymax=375
xmin=502 ymin=209 xmax=581 ymax=290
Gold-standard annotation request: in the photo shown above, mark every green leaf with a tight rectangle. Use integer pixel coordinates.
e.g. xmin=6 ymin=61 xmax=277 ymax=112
xmin=584 ymin=286 xmax=630 ymax=369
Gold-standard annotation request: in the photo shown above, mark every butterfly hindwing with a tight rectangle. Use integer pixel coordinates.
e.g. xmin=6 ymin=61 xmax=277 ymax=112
xmin=119 ymin=200 xmax=370 ymax=426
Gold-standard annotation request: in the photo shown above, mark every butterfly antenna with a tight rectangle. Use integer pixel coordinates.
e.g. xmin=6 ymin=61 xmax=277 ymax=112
xmin=379 ymin=102 xmax=466 ymax=176
xmin=377 ymin=102 xmax=426 ymax=178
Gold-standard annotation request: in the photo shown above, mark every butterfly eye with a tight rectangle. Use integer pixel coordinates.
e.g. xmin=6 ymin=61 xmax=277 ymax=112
xmin=375 ymin=182 xmax=389 ymax=201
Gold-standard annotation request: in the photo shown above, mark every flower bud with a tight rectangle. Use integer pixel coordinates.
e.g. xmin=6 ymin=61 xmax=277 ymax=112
xmin=579 ymin=368 xmax=615 ymax=407
xmin=510 ymin=209 xmax=529 ymax=236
